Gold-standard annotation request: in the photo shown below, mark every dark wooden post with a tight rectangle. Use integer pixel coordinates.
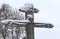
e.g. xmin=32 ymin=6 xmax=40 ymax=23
xmin=26 ymin=13 xmax=34 ymax=39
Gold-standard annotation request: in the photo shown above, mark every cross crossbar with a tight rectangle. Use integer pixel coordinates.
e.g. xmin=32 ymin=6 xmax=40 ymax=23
xmin=1 ymin=20 xmax=53 ymax=28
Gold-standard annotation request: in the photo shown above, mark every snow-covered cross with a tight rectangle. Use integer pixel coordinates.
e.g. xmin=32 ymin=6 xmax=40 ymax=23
xmin=19 ymin=3 xmax=54 ymax=39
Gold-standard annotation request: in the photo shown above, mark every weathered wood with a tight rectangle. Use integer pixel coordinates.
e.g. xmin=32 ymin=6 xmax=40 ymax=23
xmin=34 ymin=23 xmax=53 ymax=28
xmin=25 ymin=12 xmax=34 ymax=39
xmin=26 ymin=23 xmax=34 ymax=39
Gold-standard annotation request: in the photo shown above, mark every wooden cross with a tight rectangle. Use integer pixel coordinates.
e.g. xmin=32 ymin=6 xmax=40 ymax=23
xmin=19 ymin=3 xmax=54 ymax=39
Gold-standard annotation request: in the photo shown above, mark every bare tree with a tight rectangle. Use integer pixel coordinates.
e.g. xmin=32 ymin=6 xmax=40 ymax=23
xmin=0 ymin=3 xmax=26 ymax=39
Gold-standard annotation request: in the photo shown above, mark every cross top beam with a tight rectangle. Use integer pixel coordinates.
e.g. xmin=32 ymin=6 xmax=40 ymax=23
xmin=19 ymin=3 xmax=39 ymax=13
xmin=19 ymin=3 xmax=39 ymax=22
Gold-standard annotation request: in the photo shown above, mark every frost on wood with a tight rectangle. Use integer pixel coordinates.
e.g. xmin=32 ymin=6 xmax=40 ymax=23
xmin=2 ymin=19 xmax=30 ymax=25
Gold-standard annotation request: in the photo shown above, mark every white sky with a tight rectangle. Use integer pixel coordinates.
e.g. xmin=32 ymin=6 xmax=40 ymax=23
xmin=0 ymin=0 xmax=60 ymax=39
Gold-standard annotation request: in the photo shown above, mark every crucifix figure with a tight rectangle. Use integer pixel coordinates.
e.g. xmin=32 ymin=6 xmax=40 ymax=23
xmin=19 ymin=3 xmax=54 ymax=39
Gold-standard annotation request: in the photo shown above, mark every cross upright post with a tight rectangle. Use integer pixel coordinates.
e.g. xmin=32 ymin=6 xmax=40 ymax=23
xmin=24 ymin=3 xmax=39 ymax=39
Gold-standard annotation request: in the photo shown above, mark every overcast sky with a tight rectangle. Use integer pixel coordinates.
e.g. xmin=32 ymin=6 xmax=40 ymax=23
xmin=0 ymin=0 xmax=60 ymax=39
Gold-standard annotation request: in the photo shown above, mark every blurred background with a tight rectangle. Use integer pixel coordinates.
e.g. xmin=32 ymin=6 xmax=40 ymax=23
xmin=0 ymin=0 xmax=60 ymax=39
